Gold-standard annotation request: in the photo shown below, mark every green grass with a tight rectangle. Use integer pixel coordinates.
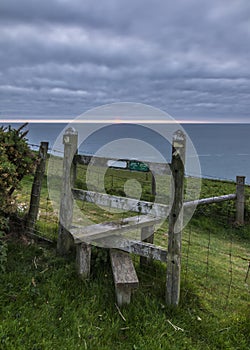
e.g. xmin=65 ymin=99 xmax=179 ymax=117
xmin=1 ymin=167 xmax=249 ymax=349
xmin=0 ymin=232 xmax=249 ymax=349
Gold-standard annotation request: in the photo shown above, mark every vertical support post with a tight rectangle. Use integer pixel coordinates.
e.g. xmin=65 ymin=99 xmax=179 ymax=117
xmin=76 ymin=243 xmax=92 ymax=278
xmin=140 ymin=225 xmax=154 ymax=267
xmin=236 ymin=176 xmax=245 ymax=225
xmin=57 ymin=127 xmax=78 ymax=255
xmin=72 ymin=153 xmax=78 ymax=188
xmin=26 ymin=142 xmax=49 ymax=235
xmin=151 ymin=173 xmax=156 ymax=197
xmin=166 ymin=130 xmax=186 ymax=306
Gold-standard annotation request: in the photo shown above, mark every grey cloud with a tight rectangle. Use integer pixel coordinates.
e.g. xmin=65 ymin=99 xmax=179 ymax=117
xmin=0 ymin=0 xmax=250 ymax=120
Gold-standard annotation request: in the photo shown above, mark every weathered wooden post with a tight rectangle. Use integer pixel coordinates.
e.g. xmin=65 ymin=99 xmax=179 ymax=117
xmin=166 ymin=130 xmax=186 ymax=306
xmin=236 ymin=176 xmax=245 ymax=225
xmin=151 ymin=173 xmax=156 ymax=197
xmin=72 ymin=149 xmax=78 ymax=187
xmin=140 ymin=225 xmax=154 ymax=266
xmin=26 ymin=141 xmax=49 ymax=235
xmin=76 ymin=243 xmax=92 ymax=279
xmin=57 ymin=127 xmax=78 ymax=255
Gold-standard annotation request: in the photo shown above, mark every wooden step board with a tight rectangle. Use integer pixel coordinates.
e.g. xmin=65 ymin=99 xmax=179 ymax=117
xmin=110 ymin=249 xmax=139 ymax=306
xmin=70 ymin=215 xmax=162 ymax=245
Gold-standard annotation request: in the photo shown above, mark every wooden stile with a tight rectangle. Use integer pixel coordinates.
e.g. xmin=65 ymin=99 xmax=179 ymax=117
xmin=58 ymin=126 xmax=246 ymax=308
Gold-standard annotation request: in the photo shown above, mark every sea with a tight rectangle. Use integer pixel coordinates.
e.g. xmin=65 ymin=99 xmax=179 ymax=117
xmin=1 ymin=122 xmax=250 ymax=183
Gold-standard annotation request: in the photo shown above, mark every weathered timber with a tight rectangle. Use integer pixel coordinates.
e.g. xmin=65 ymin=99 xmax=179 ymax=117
xmin=110 ymin=249 xmax=139 ymax=306
xmin=57 ymin=127 xmax=78 ymax=255
xmin=184 ymin=194 xmax=236 ymax=208
xmin=76 ymin=243 xmax=91 ymax=278
xmin=140 ymin=225 xmax=155 ymax=266
xmin=74 ymin=154 xmax=171 ymax=175
xmin=26 ymin=142 xmax=49 ymax=235
xmin=236 ymin=176 xmax=245 ymax=225
xmin=166 ymin=130 xmax=186 ymax=306
xmin=70 ymin=215 xmax=162 ymax=245
xmin=73 ymin=189 xmax=238 ymax=218
xmin=72 ymin=188 xmax=168 ymax=217
xmin=92 ymin=235 xmax=167 ymax=262
xmin=151 ymin=173 xmax=156 ymax=196
xmin=126 ymin=239 xmax=167 ymax=262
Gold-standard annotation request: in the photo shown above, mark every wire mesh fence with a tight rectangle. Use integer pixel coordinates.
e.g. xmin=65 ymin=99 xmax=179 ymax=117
xmin=181 ymin=203 xmax=249 ymax=309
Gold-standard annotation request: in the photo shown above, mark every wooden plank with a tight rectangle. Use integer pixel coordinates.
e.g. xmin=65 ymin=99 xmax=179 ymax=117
xmin=184 ymin=194 xmax=236 ymax=208
xmin=72 ymin=188 xmax=168 ymax=217
xmin=74 ymin=154 xmax=171 ymax=175
xmin=70 ymin=215 xmax=162 ymax=244
xmin=93 ymin=235 xmax=167 ymax=262
xmin=124 ymin=240 xmax=167 ymax=262
xmin=110 ymin=249 xmax=139 ymax=306
xmin=73 ymin=189 xmax=237 ymax=218
xmin=110 ymin=249 xmax=139 ymax=288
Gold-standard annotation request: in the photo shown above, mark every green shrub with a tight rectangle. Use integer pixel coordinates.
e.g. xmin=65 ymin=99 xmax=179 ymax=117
xmin=0 ymin=124 xmax=36 ymax=271
xmin=0 ymin=216 xmax=8 ymax=272
xmin=0 ymin=124 xmax=35 ymax=213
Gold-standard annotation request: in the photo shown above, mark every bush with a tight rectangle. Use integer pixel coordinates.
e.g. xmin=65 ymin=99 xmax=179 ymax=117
xmin=0 ymin=124 xmax=36 ymax=271
xmin=0 ymin=124 xmax=36 ymax=214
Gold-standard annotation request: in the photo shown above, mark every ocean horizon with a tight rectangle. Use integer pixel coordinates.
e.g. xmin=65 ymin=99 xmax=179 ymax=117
xmin=1 ymin=121 xmax=249 ymax=183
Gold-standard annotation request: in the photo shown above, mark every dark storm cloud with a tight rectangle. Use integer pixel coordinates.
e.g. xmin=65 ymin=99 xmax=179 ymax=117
xmin=0 ymin=0 xmax=250 ymax=121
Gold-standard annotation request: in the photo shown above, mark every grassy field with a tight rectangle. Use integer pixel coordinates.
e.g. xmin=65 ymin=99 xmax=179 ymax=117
xmin=1 ymin=166 xmax=249 ymax=349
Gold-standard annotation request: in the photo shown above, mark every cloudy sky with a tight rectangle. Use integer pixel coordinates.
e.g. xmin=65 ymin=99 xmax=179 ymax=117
xmin=0 ymin=0 xmax=250 ymax=122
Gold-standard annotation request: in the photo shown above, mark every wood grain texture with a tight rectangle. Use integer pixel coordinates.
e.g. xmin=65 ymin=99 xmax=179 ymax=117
xmin=110 ymin=248 xmax=139 ymax=306
xmin=110 ymin=249 xmax=139 ymax=288
xmin=236 ymin=176 xmax=245 ymax=225
xmin=76 ymin=243 xmax=91 ymax=279
xmin=166 ymin=130 xmax=185 ymax=306
xmin=70 ymin=215 xmax=162 ymax=244
xmin=57 ymin=128 xmax=78 ymax=255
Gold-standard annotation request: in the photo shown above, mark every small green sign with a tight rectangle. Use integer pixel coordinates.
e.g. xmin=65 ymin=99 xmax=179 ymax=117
xmin=128 ymin=160 xmax=149 ymax=172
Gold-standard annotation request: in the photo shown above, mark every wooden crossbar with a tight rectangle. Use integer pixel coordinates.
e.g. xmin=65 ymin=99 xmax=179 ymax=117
xmin=72 ymin=189 xmax=238 ymax=218
xmin=74 ymin=154 xmax=171 ymax=175
xmin=93 ymin=235 xmax=167 ymax=262
xmin=70 ymin=215 xmax=162 ymax=244
xmin=72 ymin=188 xmax=168 ymax=217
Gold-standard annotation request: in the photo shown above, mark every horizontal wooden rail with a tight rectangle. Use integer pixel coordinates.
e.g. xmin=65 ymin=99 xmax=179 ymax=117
xmin=74 ymin=154 xmax=171 ymax=175
xmin=95 ymin=235 xmax=167 ymax=262
xmin=73 ymin=189 xmax=237 ymax=217
xmin=72 ymin=188 xmax=168 ymax=217
xmin=184 ymin=193 xmax=236 ymax=208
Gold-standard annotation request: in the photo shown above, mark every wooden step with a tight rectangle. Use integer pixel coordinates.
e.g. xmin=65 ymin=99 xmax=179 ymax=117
xmin=110 ymin=249 xmax=139 ymax=306
xmin=70 ymin=215 xmax=162 ymax=244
